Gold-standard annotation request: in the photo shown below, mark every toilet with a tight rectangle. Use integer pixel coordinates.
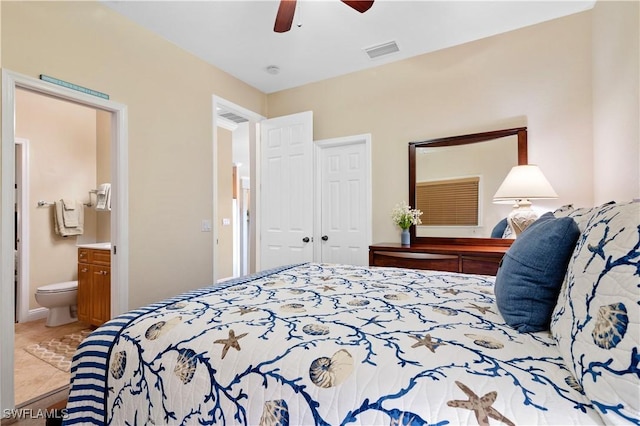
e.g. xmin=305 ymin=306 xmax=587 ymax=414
xmin=35 ymin=281 xmax=78 ymax=327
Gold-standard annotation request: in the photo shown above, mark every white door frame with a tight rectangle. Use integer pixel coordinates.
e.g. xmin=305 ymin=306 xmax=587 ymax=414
xmin=313 ymin=134 xmax=373 ymax=262
xmin=14 ymin=137 xmax=43 ymax=323
xmin=1 ymin=69 xmax=129 ymax=410
xmin=211 ymin=95 xmax=264 ymax=281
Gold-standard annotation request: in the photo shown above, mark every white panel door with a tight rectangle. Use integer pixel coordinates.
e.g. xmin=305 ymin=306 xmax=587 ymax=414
xmin=260 ymin=111 xmax=313 ymax=270
xmin=318 ymin=137 xmax=370 ymax=266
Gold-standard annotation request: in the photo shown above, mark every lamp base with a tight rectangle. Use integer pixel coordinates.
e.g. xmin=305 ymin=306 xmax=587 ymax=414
xmin=507 ymin=201 xmax=538 ymax=237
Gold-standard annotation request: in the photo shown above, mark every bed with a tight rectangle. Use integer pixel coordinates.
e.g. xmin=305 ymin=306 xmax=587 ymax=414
xmin=64 ymin=201 xmax=639 ymax=425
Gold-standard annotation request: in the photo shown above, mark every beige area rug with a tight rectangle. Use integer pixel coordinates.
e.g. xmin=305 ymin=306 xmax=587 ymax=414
xmin=24 ymin=329 xmax=92 ymax=373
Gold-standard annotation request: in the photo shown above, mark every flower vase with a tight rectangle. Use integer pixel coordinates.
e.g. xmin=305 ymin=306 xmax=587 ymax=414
xmin=401 ymin=229 xmax=410 ymax=246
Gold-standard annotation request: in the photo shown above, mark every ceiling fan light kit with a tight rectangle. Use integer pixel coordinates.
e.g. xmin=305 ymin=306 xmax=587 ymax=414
xmin=274 ymin=0 xmax=374 ymax=33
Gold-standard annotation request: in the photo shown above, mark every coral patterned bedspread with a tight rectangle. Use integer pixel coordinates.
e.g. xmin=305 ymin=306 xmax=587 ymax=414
xmin=64 ymin=263 xmax=603 ymax=425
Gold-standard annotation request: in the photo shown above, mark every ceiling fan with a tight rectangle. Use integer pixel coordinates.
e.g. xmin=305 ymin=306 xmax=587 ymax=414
xmin=274 ymin=0 xmax=374 ymax=33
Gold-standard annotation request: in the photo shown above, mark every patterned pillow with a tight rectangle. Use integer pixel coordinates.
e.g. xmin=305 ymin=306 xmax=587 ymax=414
xmin=554 ymin=201 xmax=615 ymax=232
xmin=550 ymin=201 xmax=639 ymax=424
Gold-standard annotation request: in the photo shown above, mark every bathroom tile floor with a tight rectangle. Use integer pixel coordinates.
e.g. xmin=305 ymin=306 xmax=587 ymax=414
xmin=13 ymin=318 xmax=90 ymax=406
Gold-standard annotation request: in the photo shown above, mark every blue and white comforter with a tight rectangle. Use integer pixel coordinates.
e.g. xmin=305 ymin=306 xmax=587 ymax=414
xmin=64 ymin=263 xmax=603 ymax=425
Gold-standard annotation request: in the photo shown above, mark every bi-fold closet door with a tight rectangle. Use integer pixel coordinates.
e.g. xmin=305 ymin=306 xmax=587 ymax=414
xmin=260 ymin=111 xmax=370 ymax=271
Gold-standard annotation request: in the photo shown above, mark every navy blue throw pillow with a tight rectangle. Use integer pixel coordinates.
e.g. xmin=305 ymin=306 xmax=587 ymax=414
xmin=494 ymin=212 xmax=580 ymax=333
xmin=490 ymin=218 xmax=508 ymax=238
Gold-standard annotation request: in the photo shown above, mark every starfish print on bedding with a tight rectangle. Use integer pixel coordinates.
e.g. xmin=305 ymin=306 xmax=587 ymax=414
xmin=443 ymin=288 xmax=460 ymax=295
xmin=358 ymin=315 xmax=391 ymax=328
xmin=234 ymin=307 xmax=258 ymax=316
xmin=410 ymin=334 xmax=446 ymax=353
xmin=214 ymin=329 xmax=248 ymax=359
xmin=321 ymin=285 xmax=336 ymax=292
xmin=466 ymin=303 xmax=495 ymax=315
xmin=446 ymin=381 xmax=515 ymax=426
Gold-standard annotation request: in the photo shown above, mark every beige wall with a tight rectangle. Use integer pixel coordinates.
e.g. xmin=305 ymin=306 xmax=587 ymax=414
xmin=217 ymin=127 xmax=233 ymax=279
xmin=16 ymin=89 xmax=98 ymax=310
xmin=592 ymin=0 xmax=640 ymax=203
xmin=267 ymin=11 xmax=594 ymax=244
xmin=1 ymin=1 xmax=267 ymax=309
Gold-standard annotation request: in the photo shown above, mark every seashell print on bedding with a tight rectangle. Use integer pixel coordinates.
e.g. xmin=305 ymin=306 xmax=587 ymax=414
xmin=309 ymin=349 xmax=354 ymax=388
xmin=346 ymin=299 xmax=369 ymax=306
xmin=165 ymin=302 xmax=187 ymax=310
xmin=144 ymin=316 xmax=182 ymax=340
xmin=465 ymin=334 xmax=504 ymax=349
xmin=109 ymin=350 xmax=127 ymax=380
xmin=591 ymin=303 xmax=628 ymax=349
xmin=433 ymin=306 xmax=458 ymax=316
xmin=384 ymin=293 xmax=410 ymax=301
xmin=280 ymin=303 xmax=306 ymax=313
xmin=302 ymin=323 xmax=330 ymax=336
xmin=259 ymin=400 xmax=289 ymax=426
xmin=174 ymin=348 xmax=198 ymax=384
xmin=227 ymin=285 xmax=248 ymax=291
xmin=565 ymin=376 xmax=584 ymax=394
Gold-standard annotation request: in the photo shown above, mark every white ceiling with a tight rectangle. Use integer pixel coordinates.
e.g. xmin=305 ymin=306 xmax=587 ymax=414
xmin=102 ymin=0 xmax=596 ymax=94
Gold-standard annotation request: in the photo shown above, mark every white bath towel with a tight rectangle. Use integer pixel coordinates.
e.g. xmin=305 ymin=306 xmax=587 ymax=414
xmin=62 ymin=198 xmax=79 ymax=227
xmin=54 ymin=200 xmax=84 ymax=237
xmin=95 ymin=183 xmax=111 ymax=211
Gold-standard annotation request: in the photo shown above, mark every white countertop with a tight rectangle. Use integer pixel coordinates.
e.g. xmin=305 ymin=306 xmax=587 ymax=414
xmin=77 ymin=242 xmax=111 ymax=250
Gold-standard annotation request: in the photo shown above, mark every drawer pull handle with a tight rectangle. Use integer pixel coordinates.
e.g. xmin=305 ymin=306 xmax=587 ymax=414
xmin=81 ymin=268 xmax=88 ymax=273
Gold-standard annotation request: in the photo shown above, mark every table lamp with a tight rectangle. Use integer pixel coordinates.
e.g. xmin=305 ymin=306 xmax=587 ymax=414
xmin=493 ymin=165 xmax=558 ymax=237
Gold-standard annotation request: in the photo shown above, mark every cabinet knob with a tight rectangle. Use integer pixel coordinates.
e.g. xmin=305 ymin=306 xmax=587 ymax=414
xmin=321 ymin=235 xmax=328 ymax=241
xmin=81 ymin=268 xmax=88 ymax=273
xmin=302 ymin=237 xmax=310 ymax=243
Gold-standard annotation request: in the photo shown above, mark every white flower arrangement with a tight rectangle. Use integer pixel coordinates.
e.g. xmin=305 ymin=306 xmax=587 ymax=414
xmin=391 ymin=201 xmax=423 ymax=230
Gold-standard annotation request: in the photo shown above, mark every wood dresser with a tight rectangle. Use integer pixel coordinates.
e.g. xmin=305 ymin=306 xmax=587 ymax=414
xmin=77 ymin=247 xmax=111 ymax=327
xmin=369 ymin=240 xmax=511 ymax=276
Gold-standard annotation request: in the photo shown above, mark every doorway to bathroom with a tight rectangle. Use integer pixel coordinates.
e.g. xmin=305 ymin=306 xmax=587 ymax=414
xmin=13 ymin=89 xmax=112 ymax=326
xmin=1 ymin=70 xmax=129 ymax=411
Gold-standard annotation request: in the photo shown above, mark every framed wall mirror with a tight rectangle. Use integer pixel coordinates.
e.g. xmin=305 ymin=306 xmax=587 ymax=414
xmin=409 ymin=127 xmax=528 ymax=244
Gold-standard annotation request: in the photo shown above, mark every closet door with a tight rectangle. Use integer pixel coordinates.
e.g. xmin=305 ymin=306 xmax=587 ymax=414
xmin=318 ymin=138 xmax=370 ymax=266
xmin=259 ymin=111 xmax=313 ymax=270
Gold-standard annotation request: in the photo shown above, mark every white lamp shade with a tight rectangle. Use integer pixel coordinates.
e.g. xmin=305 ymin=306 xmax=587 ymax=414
xmin=493 ymin=165 xmax=558 ymax=202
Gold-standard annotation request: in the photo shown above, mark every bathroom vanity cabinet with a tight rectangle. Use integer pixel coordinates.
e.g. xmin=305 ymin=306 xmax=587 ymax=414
xmin=77 ymin=247 xmax=111 ymax=327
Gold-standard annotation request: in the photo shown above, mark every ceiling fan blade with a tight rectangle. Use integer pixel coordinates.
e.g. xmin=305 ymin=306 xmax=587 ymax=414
xmin=341 ymin=0 xmax=374 ymax=13
xmin=274 ymin=0 xmax=296 ymax=33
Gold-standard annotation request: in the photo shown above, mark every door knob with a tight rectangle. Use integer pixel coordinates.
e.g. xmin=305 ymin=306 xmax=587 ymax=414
xmin=302 ymin=237 xmax=310 ymax=243
xmin=321 ymin=235 xmax=328 ymax=241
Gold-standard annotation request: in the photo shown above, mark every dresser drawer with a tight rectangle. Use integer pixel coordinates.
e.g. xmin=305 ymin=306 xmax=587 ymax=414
xmin=460 ymin=255 xmax=503 ymax=276
xmin=370 ymin=251 xmax=459 ymax=272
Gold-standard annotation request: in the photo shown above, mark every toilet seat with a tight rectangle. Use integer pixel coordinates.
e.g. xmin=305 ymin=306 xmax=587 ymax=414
xmin=37 ymin=280 xmax=78 ymax=294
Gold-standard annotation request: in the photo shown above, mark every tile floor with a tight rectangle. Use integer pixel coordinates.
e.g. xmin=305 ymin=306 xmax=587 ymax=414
xmin=13 ymin=318 xmax=90 ymax=406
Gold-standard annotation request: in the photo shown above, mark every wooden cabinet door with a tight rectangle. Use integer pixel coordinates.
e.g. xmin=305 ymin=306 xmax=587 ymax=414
xmin=90 ymin=265 xmax=110 ymax=326
xmin=77 ymin=262 xmax=91 ymax=323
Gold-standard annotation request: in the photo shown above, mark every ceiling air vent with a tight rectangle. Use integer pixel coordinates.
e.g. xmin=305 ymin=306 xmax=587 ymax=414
xmin=364 ymin=41 xmax=400 ymax=59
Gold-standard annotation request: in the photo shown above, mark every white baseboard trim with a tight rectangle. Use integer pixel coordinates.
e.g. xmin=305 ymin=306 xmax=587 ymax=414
xmin=24 ymin=307 xmax=47 ymax=323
